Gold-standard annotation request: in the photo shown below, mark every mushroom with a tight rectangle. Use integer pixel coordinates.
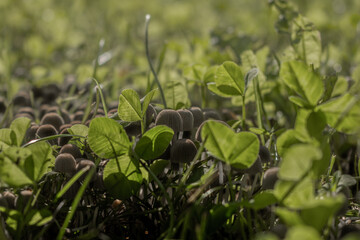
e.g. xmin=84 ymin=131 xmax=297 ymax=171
xmin=14 ymin=190 xmax=33 ymax=211
xmin=176 ymin=109 xmax=194 ymax=139
xmin=59 ymin=144 xmax=82 ymax=159
xmin=259 ymin=146 xmax=271 ymax=164
xmin=76 ymin=159 xmax=96 ymax=182
xmin=54 ymin=153 xmax=77 ymax=177
xmin=155 ymin=109 xmax=183 ymax=143
xmin=203 ymin=109 xmax=222 ymax=121
xmin=36 ymin=124 xmax=58 ymax=145
xmin=40 ymin=112 xmax=65 ymax=132
xmin=189 ymin=107 xmax=204 ymax=128
xmin=170 ymin=139 xmax=197 ymax=164
xmin=2 ymin=191 xmax=16 ymax=209
xmin=262 ymin=167 xmax=279 ymax=190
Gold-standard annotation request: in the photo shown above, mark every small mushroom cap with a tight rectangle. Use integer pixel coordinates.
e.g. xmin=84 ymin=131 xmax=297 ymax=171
xmin=40 ymin=112 xmax=65 ymax=132
xmin=15 ymin=190 xmax=33 ymax=210
xmin=13 ymin=91 xmax=31 ymax=107
xmin=3 ymin=191 xmax=16 ymax=208
xmin=170 ymin=139 xmax=197 ymax=163
xmin=221 ymin=109 xmax=238 ymax=121
xmin=58 ymin=127 xmax=71 ymax=146
xmin=25 ymin=123 xmax=39 ymax=141
xmin=54 ymin=153 xmax=77 ymax=175
xmin=72 ymin=111 xmax=85 ymax=122
xmin=145 ymin=104 xmax=157 ymax=125
xmin=36 ymin=124 xmax=58 ymax=145
xmin=259 ymin=146 xmax=271 ymax=163
xmin=177 ymin=109 xmax=194 ymax=132
xmin=41 ymin=83 xmax=60 ymax=102
xmin=59 ymin=144 xmax=82 ymax=159
xmin=124 ymin=121 xmax=142 ymax=137
xmin=76 ymin=159 xmax=96 ymax=182
xmin=239 ymin=157 xmax=263 ymax=175
xmin=0 ymin=194 xmax=9 ymax=208
xmin=17 ymin=107 xmax=35 ymax=119
xmin=189 ymin=107 xmax=204 ymax=128
xmin=155 ymin=109 xmax=183 ymax=133
xmin=195 ymin=120 xmax=229 ymax=142
xmin=0 ymin=97 xmax=6 ymax=113
xmin=14 ymin=113 xmax=34 ymax=121
xmin=262 ymin=167 xmax=279 ymax=190
xmin=203 ymin=109 xmax=222 ymax=121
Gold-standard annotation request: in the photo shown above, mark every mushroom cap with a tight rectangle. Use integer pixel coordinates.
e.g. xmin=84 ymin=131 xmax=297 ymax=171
xmin=54 ymin=153 xmax=77 ymax=175
xmin=203 ymin=109 xmax=222 ymax=121
xmin=17 ymin=107 xmax=35 ymax=119
xmin=177 ymin=109 xmax=194 ymax=132
xmin=145 ymin=104 xmax=157 ymax=125
xmin=0 ymin=194 xmax=9 ymax=208
xmin=259 ymin=146 xmax=271 ymax=163
xmin=36 ymin=124 xmax=58 ymax=145
xmin=76 ymin=159 xmax=96 ymax=182
xmin=40 ymin=112 xmax=65 ymax=132
xmin=0 ymin=97 xmax=6 ymax=113
xmin=58 ymin=127 xmax=71 ymax=146
xmin=155 ymin=109 xmax=183 ymax=133
xmin=221 ymin=109 xmax=238 ymax=121
xmin=262 ymin=167 xmax=279 ymax=190
xmin=124 ymin=121 xmax=142 ymax=137
xmin=189 ymin=107 xmax=204 ymax=128
xmin=170 ymin=139 xmax=197 ymax=163
xmin=14 ymin=113 xmax=34 ymax=121
xmin=2 ymin=191 xmax=16 ymax=208
xmin=59 ymin=144 xmax=82 ymax=159
xmin=13 ymin=91 xmax=31 ymax=107
xmin=14 ymin=190 xmax=33 ymax=210
xmin=25 ymin=123 xmax=39 ymax=141
xmin=41 ymin=83 xmax=60 ymax=102
xmin=238 ymin=157 xmax=263 ymax=175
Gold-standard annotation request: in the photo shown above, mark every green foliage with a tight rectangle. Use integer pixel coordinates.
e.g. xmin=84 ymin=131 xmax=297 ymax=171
xmin=103 ymin=155 xmax=142 ymax=199
xmin=214 ymin=61 xmax=244 ymax=96
xmin=201 ymin=120 xmax=259 ymax=169
xmin=88 ymin=117 xmax=130 ymax=158
xmin=280 ymin=60 xmax=323 ymax=107
xmin=135 ymin=125 xmax=173 ymax=161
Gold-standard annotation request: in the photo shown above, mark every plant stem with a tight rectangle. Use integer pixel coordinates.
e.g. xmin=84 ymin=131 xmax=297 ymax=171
xmin=253 ymin=76 xmax=265 ymax=144
xmin=56 ymin=167 xmax=95 ymax=240
xmin=145 ymin=14 xmax=167 ymax=109
xmin=137 ymin=156 xmax=175 ymax=239
xmin=242 ymin=95 xmax=246 ymax=130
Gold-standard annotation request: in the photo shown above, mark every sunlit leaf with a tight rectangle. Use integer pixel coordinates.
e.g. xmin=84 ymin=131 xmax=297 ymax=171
xmin=88 ymin=117 xmax=130 ymax=158
xmin=103 ymin=155 xmax=142 ymax=199
xmin=135 ymin=125 xmax=173 ymax=161
xmin=118 ymin=89 xmax=142 ymax=122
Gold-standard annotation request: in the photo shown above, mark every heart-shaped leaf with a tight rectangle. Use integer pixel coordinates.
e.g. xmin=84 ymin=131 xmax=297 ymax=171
xmin=103 ymin=155 xmax=142 ymax=199
xmin=201 ymin=120 xmax=259 ymax=169
xmin=215 ymin=61 xmax=245 ymax=96
xmin=135 ymin=125 xmax=173 ymax=161
xmin=280 ymin=60 xmax=323 ymax=106
xmin=10 ymin=117 xmax=31 ymax=146
xmin=118 ymin=89 xmax=142 ymax=122
xmin=88 ymin=117 xmax=130 ymax=158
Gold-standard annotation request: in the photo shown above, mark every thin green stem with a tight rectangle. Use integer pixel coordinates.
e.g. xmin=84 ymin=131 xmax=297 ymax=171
xmin=242 ymin=95 xmax=246 ymax=130
xmin=145 ymin=14 xmax=167 ymax=108
xmin=137 ymin=157 xmax=175 ymax=239
xmin=253 ymin=76 xmax=265 ymax=144
xmin=56 ymin=167 xmax=95 ymax=240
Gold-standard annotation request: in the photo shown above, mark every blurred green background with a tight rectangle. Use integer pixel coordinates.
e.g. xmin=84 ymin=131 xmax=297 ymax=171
xmin=0 ymin=0 xmax=359 ymax=103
